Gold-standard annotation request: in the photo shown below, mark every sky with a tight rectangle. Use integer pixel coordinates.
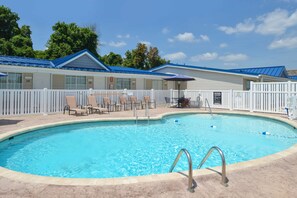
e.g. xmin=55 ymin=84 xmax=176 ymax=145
xmin=1 ymin=0 xmax=297 ymax=69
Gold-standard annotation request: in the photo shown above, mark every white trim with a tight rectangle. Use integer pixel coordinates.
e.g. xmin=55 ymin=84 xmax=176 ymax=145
xmin=57 ymin=52 xmax=110 ymax=71
xmin=151 ymin=65 xmax=260 ymax=79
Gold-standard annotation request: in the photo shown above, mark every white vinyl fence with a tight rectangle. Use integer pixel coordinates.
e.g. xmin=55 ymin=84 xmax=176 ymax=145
xmin=0 ymin=81 xmax=296 ymax=116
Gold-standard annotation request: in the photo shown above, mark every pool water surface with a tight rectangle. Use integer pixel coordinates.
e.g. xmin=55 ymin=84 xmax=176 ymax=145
xmin=0 ymin=113 xmax=296 ymax=178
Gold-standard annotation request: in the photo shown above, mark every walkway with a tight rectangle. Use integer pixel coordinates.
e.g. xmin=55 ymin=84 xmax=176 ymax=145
xmin=0 ymin=108 xmax=296 ymax=197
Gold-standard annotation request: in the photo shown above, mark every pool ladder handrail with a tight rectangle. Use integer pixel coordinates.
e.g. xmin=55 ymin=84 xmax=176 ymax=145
xmin=133 ymin=105 xmax=138 ymax=124
xmin=197 ymin=146 xmax=228 ymax=187
xmin=169 ymin=149 xmax=194 ymax=192
xmin=204 ymin=98 xmax=213 ymax=116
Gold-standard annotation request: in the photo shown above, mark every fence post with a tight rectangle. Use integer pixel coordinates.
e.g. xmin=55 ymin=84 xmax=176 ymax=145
xmin=123 ymin=88 xmax=127 ymax=96
xmin=229 ymin=89 xmax=233 ymax=110
xmin=249 ymin=81 xmax=254 ymax=112
xmin=42 ymin=88 xmax=48 ymax=115
xmin=88 ymin=88 xmax=93 ymax=95
xmin=150 ymin=89 xmax=154 ymax=107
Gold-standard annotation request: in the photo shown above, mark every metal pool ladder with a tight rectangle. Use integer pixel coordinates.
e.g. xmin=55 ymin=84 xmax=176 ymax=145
xmin=197 ymin=146 xmax=228 ymax=187
xmin=133 ymin=105 xmax=138 ymax=124
xmin=205 ymin=98 xmax=213 ymax=116
xmin=169 ymin=149 xmax=194 ymax=192
xmin=169 ymin=146 xmax=228 ymax=193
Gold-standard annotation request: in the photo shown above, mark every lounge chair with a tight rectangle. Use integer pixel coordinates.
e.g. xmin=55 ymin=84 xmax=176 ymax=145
xmin=130 ymin=96 xmax=142 ymax=110
xmin=103 ymin=97 xmax=121 ymax=112
xmin=142 ymin=96 xmax=156 ymax=109
xmin=64 ymin=96 xmax=88 ymax=116
xmin=87 ymin=95 xmax=108 ymax=114
xmin=119 ymin=95 xmax=131 ymax=111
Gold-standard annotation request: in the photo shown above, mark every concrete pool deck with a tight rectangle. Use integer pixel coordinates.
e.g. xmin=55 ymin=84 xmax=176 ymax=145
xmin=0 ymin=108 xmax=296 ymax=197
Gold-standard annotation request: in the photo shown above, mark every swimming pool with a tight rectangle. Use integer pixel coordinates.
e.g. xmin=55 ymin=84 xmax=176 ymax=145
xmin=0 ymin=113 xmax=296 ymax=178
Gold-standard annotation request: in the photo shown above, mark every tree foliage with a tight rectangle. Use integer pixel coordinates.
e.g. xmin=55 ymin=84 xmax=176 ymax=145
xmin=0 ymin=6 xmax=34 ymax=57
xmin=45 ymin=22 xmax=99 ymax=59
xmin=122 ymin=43 xmax=168 ymax=70
xmin=100 ymin=52 xmax=123 ymax=66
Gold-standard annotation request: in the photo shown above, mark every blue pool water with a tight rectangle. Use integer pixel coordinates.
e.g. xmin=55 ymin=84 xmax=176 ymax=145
xmin=0 ymin=114 xmax=296 ymax=178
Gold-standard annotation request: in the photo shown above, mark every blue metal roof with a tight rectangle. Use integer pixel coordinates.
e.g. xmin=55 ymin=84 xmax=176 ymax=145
xmin=0 ymin=55 xmax=53 ymax=68
xmin=51 ymin=49 xmax=111 ymax=71
xmin=109 ymin=66 xmax=172 ymax=76
xmin=0 ymin=50 xmax=170 ymax=77
xmin=288 ymin=76 xmax=297 ymax=80
xmin=150 ymin=63 xmax=259 ymax=76
xmin=229 ymin=66 xmax=288 ymax=78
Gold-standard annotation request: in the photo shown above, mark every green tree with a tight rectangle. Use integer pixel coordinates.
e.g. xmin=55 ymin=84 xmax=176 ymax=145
xmin=123 ymin=50 xmax=133 ymax=67
xmin=46 ymin=22 xmax=99 ymax=59
xmin=147 ymin=47 xmax=168 ymax=69
xmin=122 ymin=43 xmax=169 ymax=69
xmin=0 ymin=6 xmax=34 ymax=57
xmin=34 ymin=50 xmax=47 ymax=59
xmin=0 ymin=5 xmax=20 ymax=39
xmin=101 ymin=52 xmax=123 ymax=66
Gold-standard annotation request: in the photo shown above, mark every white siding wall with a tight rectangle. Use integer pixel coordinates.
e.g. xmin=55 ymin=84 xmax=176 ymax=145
xmin=136 ymin=78 xmax=145 ymax=89
xmin=64 ymin=54 xmax=106 ymax=70
xmin=33 ymin=73 xmax=51 ymax=89
xmin=93 ymin=76 xmax=106 ymax=89
xmin=157 ymin=68 xmax=244 ymax=90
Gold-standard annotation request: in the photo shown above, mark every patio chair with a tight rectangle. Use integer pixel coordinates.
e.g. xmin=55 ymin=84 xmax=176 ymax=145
xmin=165 ymin=97 xmax=177 ymax=108
xmin=178 ymin=97 xmax=191 ymax=108
xmin=142 ymin=96 xmax=156 ymax=109
xmin=87 ymin=95 xmax=108 ymax=114
xmin=64 ymin=96 xmax=88 ymax=116
xmin=119 ymin=95 xmax=131 ymax=111
xmin=103 ymin=97 xmax=121 ymax=112
xmin=130 ymin=96 xmax=142 ymax=110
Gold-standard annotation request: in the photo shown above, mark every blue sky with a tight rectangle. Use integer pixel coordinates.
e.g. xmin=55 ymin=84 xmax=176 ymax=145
xmin=1 ymin=0 xmax=297 ymax=69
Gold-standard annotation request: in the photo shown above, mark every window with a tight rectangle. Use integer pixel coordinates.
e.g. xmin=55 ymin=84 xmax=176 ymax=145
xmin=213 ymin=92 xmax=222 ymax=105
xmin=0 ymin=72 xmax=22 ymax=89
xmin=245 ymin=80 xmax=251 ymax=90
xmin=65 ymin=76 xmax=86 ymax=89
xmin=116 ymin=78 xmax=131 ymax=89
xmin=152 ymin=80 xmax=163 ymax=90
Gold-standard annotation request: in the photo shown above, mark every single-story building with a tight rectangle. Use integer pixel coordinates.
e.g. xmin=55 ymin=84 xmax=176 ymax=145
xmin=150 ymin=63 xmax=294 ymax=90
xmin=0 ymin=49 xmax=172 ymax=90
xmin=0 ymin=49 xmax=295 ymax=90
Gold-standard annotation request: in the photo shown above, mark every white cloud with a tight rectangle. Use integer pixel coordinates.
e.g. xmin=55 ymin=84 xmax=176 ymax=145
xmin=109 ymin=41 xmax=127 ymax=48
xmin=269 ymin=36 xmax=297 ymax=49
xmin=256 ymin=9 xmax=297 ymax=35
xmin=163 ymin=52 xmax=187 ymax=61
xmin=219 ymin=54 xmax=248 ymax=62
xmin=168 ymin=38 xmax=174 ymax=43
xmin=200 ymin=35 xmax=210 ymax=41
xmin=190 ymin=52 xmax=218 ymax=62
xmin=116 ymin=34 xmax=130 ymax=39
xmin=162 ymin=27 xmax=170 ymax=34
xmin=139 ymin=41 xmax=152 ymax=47
xmin=218 ymin=19 xmax=255 ymax=34
xmin=219 ymin=43 xmax=228 ymax=48
xmin=175 ymin=32 xmax=197 ymax=43
xmin=219 ymin=9 xmax=297 ymax=36
xmin=168 ymin=32 xmax=209 ymax=43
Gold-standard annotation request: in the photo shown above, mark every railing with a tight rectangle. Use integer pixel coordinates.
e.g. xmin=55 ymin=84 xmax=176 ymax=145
xmin=169 ymin=149 xmax=194 ymax=192
xmin=133 ymin=105 xmax=138 ymax=125
xmin=197 ymin=146 xmax=228 ymax=187
xmin=204 ymin=98 xmax=213 ymax=116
